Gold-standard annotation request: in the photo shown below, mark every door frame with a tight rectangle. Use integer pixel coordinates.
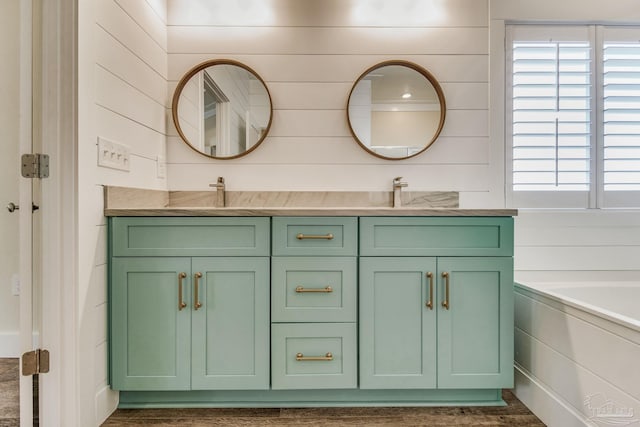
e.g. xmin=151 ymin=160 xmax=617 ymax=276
xmin=18 ymin=0 xmax=34 ymax=424
xmin=23 ymin=0 xmax=79 ymax=424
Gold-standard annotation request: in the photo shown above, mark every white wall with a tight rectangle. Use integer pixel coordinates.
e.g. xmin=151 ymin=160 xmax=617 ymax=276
xmin=0 ymin=0 xmax=20 ymax=357
xmin=77 ymin=0 xmax=168 ymax=424
xmin=166 ymin=0 xmax=494 ymax=206
xmin=489 ymin=0 xmax=640 ymax=280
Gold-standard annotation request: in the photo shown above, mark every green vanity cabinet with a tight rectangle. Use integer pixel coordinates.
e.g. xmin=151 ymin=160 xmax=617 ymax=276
xmin=359 ymin=217 xmax=514 ymax=390
xmin=108 ymin=213 xmax=515 ymax=406
xmin=359 ymin=257 xmax=438 ymax=389
xmin=109 ymin=217 xmax=270 ymax=391
xmin=436 ymin=257 xmax=513 ymax=389
xmin=111 ymin=257 xmax=192 ymax=391
xmin=270 ymin=217 xmax=358 ymax=390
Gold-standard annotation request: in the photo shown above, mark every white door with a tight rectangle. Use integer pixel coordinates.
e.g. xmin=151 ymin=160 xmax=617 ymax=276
xmin=1 ymin=0 xmax=38 ymax=425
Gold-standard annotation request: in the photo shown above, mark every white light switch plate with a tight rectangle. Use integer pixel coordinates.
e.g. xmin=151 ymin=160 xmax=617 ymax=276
xmin=97 ymin=137 xmax=130 ymax=171
xmin=157 ymin=155 xmax=166 ymax=179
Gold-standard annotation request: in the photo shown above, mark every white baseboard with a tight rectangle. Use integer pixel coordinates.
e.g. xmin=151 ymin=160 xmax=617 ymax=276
xmin=96 ymin=385 xmax=119 ymax=425
xmin=514 ymin=364 xmax=595 ymax=427
xmin=0 ymin=332 xmax=20 ymax=358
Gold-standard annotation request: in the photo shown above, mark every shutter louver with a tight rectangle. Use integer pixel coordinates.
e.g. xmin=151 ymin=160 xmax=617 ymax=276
xmin=603 ymin=42 xmax=640 ymax=191
xmin=512 ymin=42 xmax=592 ymax=191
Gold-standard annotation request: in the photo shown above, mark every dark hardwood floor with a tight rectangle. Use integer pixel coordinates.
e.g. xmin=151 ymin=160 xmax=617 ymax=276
xmin=102 ymin=390 xmax=545 ymax=426
xmin=0 ymin=358 xmax=19 ymax=427
xmin=0 ymin=359 xmax=545 ymax=426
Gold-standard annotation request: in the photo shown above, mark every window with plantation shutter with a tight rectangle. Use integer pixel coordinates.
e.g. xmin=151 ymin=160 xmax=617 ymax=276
xmin=507 ymin=25 xmax=640 ymax=208
xmin=602 ymin=27 xmax=640 ymax=207
xmin=512 ymin=41 xmax=591 ymax=192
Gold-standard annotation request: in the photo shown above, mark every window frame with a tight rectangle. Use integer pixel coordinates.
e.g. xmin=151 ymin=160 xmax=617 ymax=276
xmin=506 ymin=24 xmax=640 ymax=209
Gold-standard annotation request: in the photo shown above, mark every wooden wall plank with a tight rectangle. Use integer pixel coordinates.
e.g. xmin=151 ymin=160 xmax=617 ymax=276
xmin=95 ymin=27 xmax=167 ymax=106
xmin=167 ymin=136 xmax=489 ymax=165
xmin=168 ymin=54 xmax=489 ymax=83
xmin=166 ymin=162 xmax=490 ymax=191
xmin=95 ymin=65 xmax=166 ymax=134
xmin=97 ymin=0 xmax=167 ymax=78
xmin=167 ymin=27 xmax=488 ymax=55
xmin=168 ymin=0 xmax=488 ymax=28
xmin=115 ymin=0 xmax=167 ymax=50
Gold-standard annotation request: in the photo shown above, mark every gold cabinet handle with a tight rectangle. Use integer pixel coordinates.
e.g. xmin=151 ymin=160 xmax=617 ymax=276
xmin=296 ymin=233 xmax=334 ymax=240
xmin=178 ymin=272 xmax=187 ymax=311
xmin=296 ymin=352 xmax=333 ymax=361
xmin=194 ymin=272 xmax=203 ymax=310
xmin=442 ymin=271 xmax=450 ymax=310
xmin=426 ymin=272 xmax=434 ymax=310
xmin=295 ymin=286 xmax=333 ymax=293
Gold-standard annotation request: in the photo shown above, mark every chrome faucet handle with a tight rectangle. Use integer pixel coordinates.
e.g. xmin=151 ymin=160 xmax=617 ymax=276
xmin=393 ymin=176 xmax=408 ymax=187
xmin=209 ymin=177 xmax=226 ymax=207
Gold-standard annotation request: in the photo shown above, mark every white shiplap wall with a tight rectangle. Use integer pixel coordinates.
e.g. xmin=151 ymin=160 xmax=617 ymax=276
xmin=490 ymin=0 xmax=640 ymax=279
xmin=165 ymin=0 xmax=497 ymax=207
xmin=78 ymin=0 xmax=168 ymax=424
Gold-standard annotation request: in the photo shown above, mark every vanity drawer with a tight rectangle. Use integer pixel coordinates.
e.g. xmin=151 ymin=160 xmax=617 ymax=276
xmin=271 ymin=323 xmax=357 ymax=390
xmin=272 ymin=217 xmax=357 ymax=256
xmin=271 ymin=257 xmax=357 ymax=323
xmin=111 ymin=217 xmax=270 ymax=257
xmin=360 ymin=217 xmax=514 ymax=257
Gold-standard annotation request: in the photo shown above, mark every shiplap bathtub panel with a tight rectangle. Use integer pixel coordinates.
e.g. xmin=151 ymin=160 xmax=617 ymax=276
xmin=168 ymin=54 xmax=489 ymax=83
xmin=168 ymin=0 xmax=488 ymax=27
xmin=168 ymin=27 xmax=488 ymax=56
xmin=515 ymin=293 xmax=640 ymax=399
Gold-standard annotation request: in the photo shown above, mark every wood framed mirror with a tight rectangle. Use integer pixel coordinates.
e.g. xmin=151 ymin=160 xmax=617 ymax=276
xmin=347 ymin=60 xmax=446 ymax=160
xmin=172 ymin=59 xmax=273 ymax=159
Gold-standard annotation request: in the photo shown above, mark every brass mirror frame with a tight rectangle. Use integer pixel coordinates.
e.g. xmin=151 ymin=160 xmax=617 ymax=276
xmin=346 ymin=60 xmax=446 ymax=160
xmin=171 ymin=59 xmax=273 ymax=160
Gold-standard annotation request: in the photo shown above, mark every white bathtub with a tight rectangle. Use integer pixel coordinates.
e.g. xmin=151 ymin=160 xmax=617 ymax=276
xmin=514 ymin=281 xmax=640 ymax=427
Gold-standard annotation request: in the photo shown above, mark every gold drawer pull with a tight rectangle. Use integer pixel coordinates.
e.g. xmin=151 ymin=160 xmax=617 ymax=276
xmin=426 ymin=272 xmax=434 ymax=310
xmin=296 ymin=233 xmax=334 ymax=240
xmin=178 ymin=272 xmax=187 ymax=311
xmin=296 ymin=352 xmax=333 ymax=361
xmin=295 ymin=286 xmax=333 ymax=293
xmin=442 ymin=271 xmax=450 ymax=310
xmin=194 ymin=272 xmax=203 ymax=310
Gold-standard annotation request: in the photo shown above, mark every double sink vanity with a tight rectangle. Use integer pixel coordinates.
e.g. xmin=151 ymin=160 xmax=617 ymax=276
xmin=106 ymin=55 xmax=515 ymax=408
xmin=105 ymin=186 xmax=517 ymax=408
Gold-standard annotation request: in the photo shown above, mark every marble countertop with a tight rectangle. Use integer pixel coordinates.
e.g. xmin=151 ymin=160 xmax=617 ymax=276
xmin=104 ymin=207 xmax=517 ymax=217
xmin=103 ymin=186 xmax=517 ymax=217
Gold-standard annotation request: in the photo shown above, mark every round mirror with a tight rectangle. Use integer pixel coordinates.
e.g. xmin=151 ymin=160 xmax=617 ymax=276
xmin=347 ymin=61 xmax=446 ymax=160
xmin=172 ymin=60 xmax=273 ymax=159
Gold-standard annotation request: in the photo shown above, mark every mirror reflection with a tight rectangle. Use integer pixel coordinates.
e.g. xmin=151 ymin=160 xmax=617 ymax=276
xmin=347 ymin=61 xmax=446 ymax=160
xmin=172 ymin=60 xmax=272 ymax=159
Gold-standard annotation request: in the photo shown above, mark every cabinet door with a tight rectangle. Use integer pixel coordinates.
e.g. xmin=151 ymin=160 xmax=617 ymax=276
xmin=111 ymin=257 xmax=192 ymax=390
xmin=359 ymin=257 xmax=437 ymax=389
xmin=437 ymin=257 xmax=514 ymax=388
xmin=191 ymin=257 xmax=270 ymax=390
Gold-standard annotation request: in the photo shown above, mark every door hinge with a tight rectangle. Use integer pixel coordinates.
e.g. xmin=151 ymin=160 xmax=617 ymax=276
xmin=21 ymin=153 xmax=50 ymax=179
xmin=21 ymin=349 xmax=50 ymax=376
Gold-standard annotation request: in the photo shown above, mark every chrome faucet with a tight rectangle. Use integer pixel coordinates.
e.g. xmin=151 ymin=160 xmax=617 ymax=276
xmin=393 ymin=177 xmax=408 ymax=208
xmin=209 ymin=176 xmax=225 ymax=207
